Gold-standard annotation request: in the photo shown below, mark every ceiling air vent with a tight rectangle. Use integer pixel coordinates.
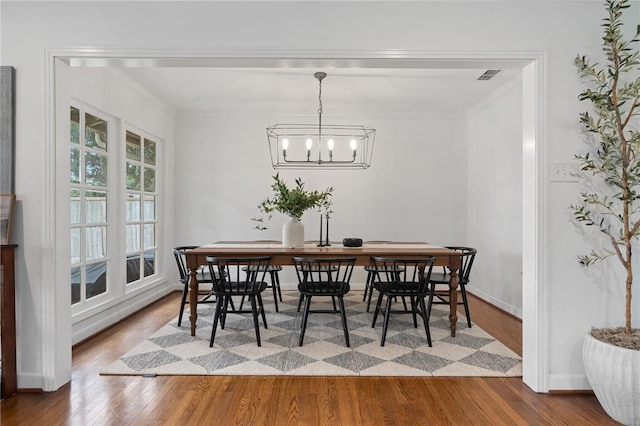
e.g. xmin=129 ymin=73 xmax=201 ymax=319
xmin=477 ymin=69 xmax=502 ymax=81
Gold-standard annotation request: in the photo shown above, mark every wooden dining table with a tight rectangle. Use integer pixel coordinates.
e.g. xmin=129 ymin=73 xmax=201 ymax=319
xmin=185 ymin=241 xmax=462 ymax=337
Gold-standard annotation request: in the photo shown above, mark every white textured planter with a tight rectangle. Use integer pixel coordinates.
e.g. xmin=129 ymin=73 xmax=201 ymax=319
xmin=583 ymin=332 xmax=640 ymax=425
xmin=282 ymin=216 xmax=304 ymax=248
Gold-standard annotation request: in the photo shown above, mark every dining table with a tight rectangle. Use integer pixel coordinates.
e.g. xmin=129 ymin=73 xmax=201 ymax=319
xmin=185 ymin=241 xmax=462 ymax=337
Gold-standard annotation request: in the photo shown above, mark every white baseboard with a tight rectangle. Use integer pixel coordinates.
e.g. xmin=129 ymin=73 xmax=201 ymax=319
xmin=17 ymin=372 xmax=43 ymax=391
xmin=466 ymin=285 xmax=522 ymax=319
xmin=548 ymin=374 xmax=591 ymax=391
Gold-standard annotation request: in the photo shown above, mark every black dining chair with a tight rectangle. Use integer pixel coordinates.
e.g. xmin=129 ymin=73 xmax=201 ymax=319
xmin=370 ymin=256 xmax=436 ymax=347
xmin=293 ymin=256 xmax=356 ymax=347
xmin=173 ymin=246 xmax=217 ymax=327
xmin=240 ymin=241 xmax=284 ymax=312
xmin=206 ymin=256 xmax=271 ymax=347
xmin=427 ymin=246 xmax=477 ymax=328
xmin=362 ymin=241 xmax=406 ymax=312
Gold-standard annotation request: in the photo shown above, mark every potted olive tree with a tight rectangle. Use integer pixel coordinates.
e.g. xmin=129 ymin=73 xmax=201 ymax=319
xmin=571 ymin=0 xmax=640 ymax=423
xmin=252 ymin=174 xmax=333 ymax=248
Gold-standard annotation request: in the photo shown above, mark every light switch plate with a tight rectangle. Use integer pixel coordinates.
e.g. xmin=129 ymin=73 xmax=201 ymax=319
xmin=551 ymin=161 xmax=579 ymax=182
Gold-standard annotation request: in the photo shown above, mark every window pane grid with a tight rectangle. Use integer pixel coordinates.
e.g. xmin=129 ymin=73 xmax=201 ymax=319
xmin=126 ymin=131 xmax=142 ymax=161
xmin=126 ymin=224 xmax=141 ymax=253
xmin=86 ymin=190 xmax=107 ymax=224
xmin=125 ymin=132 xmax=158 ymax=284
xmin=70 ymin=106 xmax=110 ymax=306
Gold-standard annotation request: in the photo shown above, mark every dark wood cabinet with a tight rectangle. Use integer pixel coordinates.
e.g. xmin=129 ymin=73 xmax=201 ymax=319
xmin=1 ymin=244 xmax=17 ymax=399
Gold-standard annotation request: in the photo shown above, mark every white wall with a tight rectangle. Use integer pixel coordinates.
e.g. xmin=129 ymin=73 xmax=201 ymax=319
xmin=466 ymin=77 xmax=523 ymax=317
xmin=1 ymin=0 xmax=636 ymax=392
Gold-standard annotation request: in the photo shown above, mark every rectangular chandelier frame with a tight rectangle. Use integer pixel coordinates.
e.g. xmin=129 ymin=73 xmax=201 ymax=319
xmin=267 ymin=123 xmax=375 ymax=169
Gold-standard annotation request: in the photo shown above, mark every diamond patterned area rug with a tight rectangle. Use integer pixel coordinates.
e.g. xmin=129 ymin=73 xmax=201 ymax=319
xmin=101 ymin=291 xmax=522 ymax=377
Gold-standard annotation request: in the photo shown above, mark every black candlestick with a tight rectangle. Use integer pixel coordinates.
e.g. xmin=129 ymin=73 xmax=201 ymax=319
xmin=325 ymin=213 xmax=331 ymax=246
xmin=318 ymin=214 xmax=326 ymax=247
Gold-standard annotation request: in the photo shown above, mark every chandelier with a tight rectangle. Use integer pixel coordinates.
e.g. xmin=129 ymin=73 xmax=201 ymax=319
xmin=267 ymin=72 xmax=375 ymax=169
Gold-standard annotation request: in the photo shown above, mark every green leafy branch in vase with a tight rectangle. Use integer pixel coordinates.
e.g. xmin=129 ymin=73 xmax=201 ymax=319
xmin=252 ymin=174 xmax=333 ymax=230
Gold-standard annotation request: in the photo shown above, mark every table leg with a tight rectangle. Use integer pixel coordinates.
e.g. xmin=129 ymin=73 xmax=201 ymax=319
xmin=189 ymin=268 xmax=198 ymax=336
xmin=448 ymin=268 xmax=459 ymax=337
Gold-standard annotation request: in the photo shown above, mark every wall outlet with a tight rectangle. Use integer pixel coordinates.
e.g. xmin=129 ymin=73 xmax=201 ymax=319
xmin=551 ymin=161 xmax=579 ymax=182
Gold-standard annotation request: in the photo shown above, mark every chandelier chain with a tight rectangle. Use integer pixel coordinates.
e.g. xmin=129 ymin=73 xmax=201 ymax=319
xmin=318 ymin=78 xmax=323 ymax=115
xmin=318 ymin=77 xmax=323 ymax=137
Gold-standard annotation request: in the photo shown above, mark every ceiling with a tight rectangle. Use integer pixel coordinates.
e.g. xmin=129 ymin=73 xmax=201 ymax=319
xmin=117 ymin=66 xmax=522 ymax=115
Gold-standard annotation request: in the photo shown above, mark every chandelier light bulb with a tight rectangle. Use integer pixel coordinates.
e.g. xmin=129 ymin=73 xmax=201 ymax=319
xmin=350 ymin=139 xmax=358 ymax=151
xmin=305 ymin=138 xmax=313 ymax=161
xmin=282 ymin=138 xmax=289 ymax=150
xmin=327 ymin=139 xmax=335 ymax=151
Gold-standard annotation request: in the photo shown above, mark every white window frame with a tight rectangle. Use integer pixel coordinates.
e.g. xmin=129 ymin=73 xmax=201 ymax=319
xmin=70 ymin=103 xmax=119 ymax=316
xmin=123 ymin=123 xmax=161 ymax=293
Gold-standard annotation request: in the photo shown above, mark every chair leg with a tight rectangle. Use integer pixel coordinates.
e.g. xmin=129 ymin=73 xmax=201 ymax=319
xmin=257 ymin=293 xmax=268 ymax=328
xmin=297 ymin=271 xmax=309 ymax=312
xmin=418 ymin=296 xmax=432 ymax=347
xmin=270 ymin=272 xmax=279 ymax=312
xmin=380 ymin=296 xmax=393 ymax=346
xmin=427 ymin=283 xmax=436 ymax=321
xmin=249 ymin=295 xmax=261 ymax=347
xmin=297 ymin=293 xmax=305 ymax=312
xmin=238 ymin=295 xmax=245 ymax=312
xmin=338 ymin=296 xmax=350 ymax=347
xmin=460 ymin=284 xmax=472 ymax=328
xmin=221 ymin=296 xmax=230 ymax=329
xmin=363 ymin=272 xmax=372 ymax=301
xmin=331 ymin=296 xmax=337 ymax=312
xmin=177 ymin=282 xmax=188 ymax=327
xmin=274 ymin=271 xmax=283 ymax=302
xmin=401 ymin=296 xmax=408 ymax=312
xmin=209 ymin=297 xmax=224 ymax=347
xmin=371 ymin=292 xmax=384 ymax=327
xmin=411 ymin=296 xmax=418 ymax=328
xmin=299 ymin=295 xmax=312 ymax=346
xmin=366 ymin=279 xmax=377 ymax=312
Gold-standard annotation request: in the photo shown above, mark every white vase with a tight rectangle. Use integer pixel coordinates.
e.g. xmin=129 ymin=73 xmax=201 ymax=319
xmin=583 ymin=332 xmax=640 ymax=425
xmin=282 ymin=216 xmax=304 ymax=248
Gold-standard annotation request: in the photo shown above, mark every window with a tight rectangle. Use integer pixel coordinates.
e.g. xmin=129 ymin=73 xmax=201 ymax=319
xmin=70 ymin=106 xmax=110 ymax=305
xmin=125 ymin=130 xmax=158 ymax=285
xmin=70 ymin=105 xmax=162 ymax=315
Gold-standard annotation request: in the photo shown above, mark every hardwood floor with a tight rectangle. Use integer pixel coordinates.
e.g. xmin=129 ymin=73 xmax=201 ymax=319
xmin=0 ymin=291 xmax=616 ymax=425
